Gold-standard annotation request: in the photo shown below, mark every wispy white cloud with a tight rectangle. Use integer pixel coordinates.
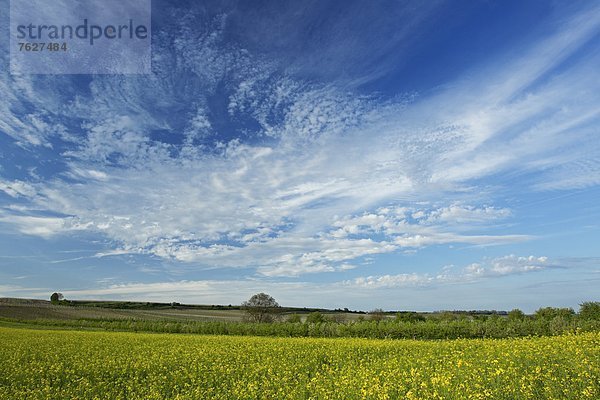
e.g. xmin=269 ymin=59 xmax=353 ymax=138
xmin=0 ymin=213 xmax=81 ymax=238
xmin=0 ymin=284 xmax=47 ymax=296
xmin=427 ymin=204 xmax=511 ymax=224
xmin=0 ymin=180 xmax=37 ymax=198
xmin=58 ymin=280 xmax=315 ymax=307
xmin=348 ymin=273 xmax=432 ymax=289
xmin=460 ymin=255 xmax=549 ymax=279
xmin=0 ymin=3 xmax=598 ymax=280
xmin=345 ymin=255 xmax=551 ymax=289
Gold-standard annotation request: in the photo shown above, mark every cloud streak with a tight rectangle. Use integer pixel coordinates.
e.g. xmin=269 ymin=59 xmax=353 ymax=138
xmin=345 ymin=255 xmax=551 ymax=289
xmin=0 ymin=2 xmax=598 ymax=284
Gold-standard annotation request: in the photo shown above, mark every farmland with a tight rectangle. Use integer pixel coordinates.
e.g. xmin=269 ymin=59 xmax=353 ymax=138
xmin=2 ymin=297 xmax=599 ymax=340
xmin=0 ymin=297 xmax=249 ymax=322
xmin=1 ymin=326 xmax=598 ymax=399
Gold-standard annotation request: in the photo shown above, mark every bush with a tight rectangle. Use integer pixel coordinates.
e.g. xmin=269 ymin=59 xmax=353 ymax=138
xmin=395 ymin=312 xmax=425 ymax=323
xmin=579 ymin=302 xmax=600 ymax=320
xmin=508 ymin=309 xmax=525 ymax=321
xmin=306 ymin=311 xmax=326 ymax=324
xmin=534 ymin=307 xmax=575 ymax=320
xmin=286 ymin=314 xmax=302 ymax=323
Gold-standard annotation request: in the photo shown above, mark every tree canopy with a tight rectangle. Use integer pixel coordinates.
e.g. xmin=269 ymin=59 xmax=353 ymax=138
xmin=579 ymin=302 xmax=600 ymax=320
xmin=50 ymin=293 xmax=64 ymax=303
xmin=241 ymin=293 xmax=281 ymax=323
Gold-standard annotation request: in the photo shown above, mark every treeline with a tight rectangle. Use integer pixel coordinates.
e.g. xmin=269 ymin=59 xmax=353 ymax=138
xmin=3 ymin=303 xmax=599 ymax=340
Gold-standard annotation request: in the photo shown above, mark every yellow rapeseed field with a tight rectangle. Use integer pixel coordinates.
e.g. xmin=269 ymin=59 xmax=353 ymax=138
xmin=0 ymin=326 xmax=598 ymax=399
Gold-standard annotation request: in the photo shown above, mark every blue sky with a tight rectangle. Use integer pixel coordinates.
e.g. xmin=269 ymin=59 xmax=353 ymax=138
xmin=0 ymin=0 xmax=599 ymax=312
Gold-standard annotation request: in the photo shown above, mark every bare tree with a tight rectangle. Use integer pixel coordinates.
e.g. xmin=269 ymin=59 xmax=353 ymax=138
xmin=242 ymin=293 xmax=281 ymax=323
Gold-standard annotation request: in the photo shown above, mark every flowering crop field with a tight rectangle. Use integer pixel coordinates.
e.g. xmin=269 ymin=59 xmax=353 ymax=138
xmin=0 ymin=326 xmax=598 ymax=399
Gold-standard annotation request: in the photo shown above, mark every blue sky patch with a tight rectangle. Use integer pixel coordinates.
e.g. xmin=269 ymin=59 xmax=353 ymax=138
xmin=0 ymin=0 xmax=599 ymax=312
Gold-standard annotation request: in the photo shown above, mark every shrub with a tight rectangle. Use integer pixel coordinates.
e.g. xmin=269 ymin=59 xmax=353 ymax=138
xmin=579 ymin=302 xmax=600 ymax=320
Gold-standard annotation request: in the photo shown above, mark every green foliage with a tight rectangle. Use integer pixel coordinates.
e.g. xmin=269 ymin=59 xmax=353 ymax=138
xmin=435 ymin=311 xmax=458 ymax=322
xmin=306 ymin=311 xmax=326 ymax=324
xmin=579 ymin=302 xmax=600 ymax=320
xmin=508 ymin=308 xmax=526 ymax=321
xmin=395 ymin=312 xmax=425 ymax=323
xmin=286 ymin=314 xmax=302 ymax=323
xmin=2 ymin=312 xmax=595 ymax=340
xmin=326 ymin=313 xmax=346 ymax=323
xmin=534 ymin=307 xmax=575 ymax=320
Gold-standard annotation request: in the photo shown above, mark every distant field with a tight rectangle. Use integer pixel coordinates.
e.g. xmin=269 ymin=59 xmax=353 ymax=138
xmin=0 ymin=326 xmax=598 ymax=399
xmin=3 ymin=298 xmax=598 ymax=343
xmin=0 ymin=298 xmax=250 ymax=322
xmin=0 ymin=298 xmax=361 ymax=323
xmin=0 ymin=304 xmax=250 ymax=321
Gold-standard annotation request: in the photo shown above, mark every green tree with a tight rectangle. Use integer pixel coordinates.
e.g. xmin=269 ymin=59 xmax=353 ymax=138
xmin=578 ymin=302 xmax=600 ymax=320
xmin=437 ymin=311 xmax=458 ymax=322
xmin=50 ymin=292 xmax=64 ymax=304
xmin=241 ymin=293 xmax=281 ymax=323
xmin=534 ymin=307 xmax=575 ymax=320
xmin=395 ymin=312 xmax=425 ymax=323
xmin=306 ymin=311 xmax=326 ymax=324
xmin=507 ymin=309 xmax=525 ymax=321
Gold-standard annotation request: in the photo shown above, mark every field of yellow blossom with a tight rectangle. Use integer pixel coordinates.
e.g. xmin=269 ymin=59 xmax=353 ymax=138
xmin=0 ymin=326 xmax=598 ymax=399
